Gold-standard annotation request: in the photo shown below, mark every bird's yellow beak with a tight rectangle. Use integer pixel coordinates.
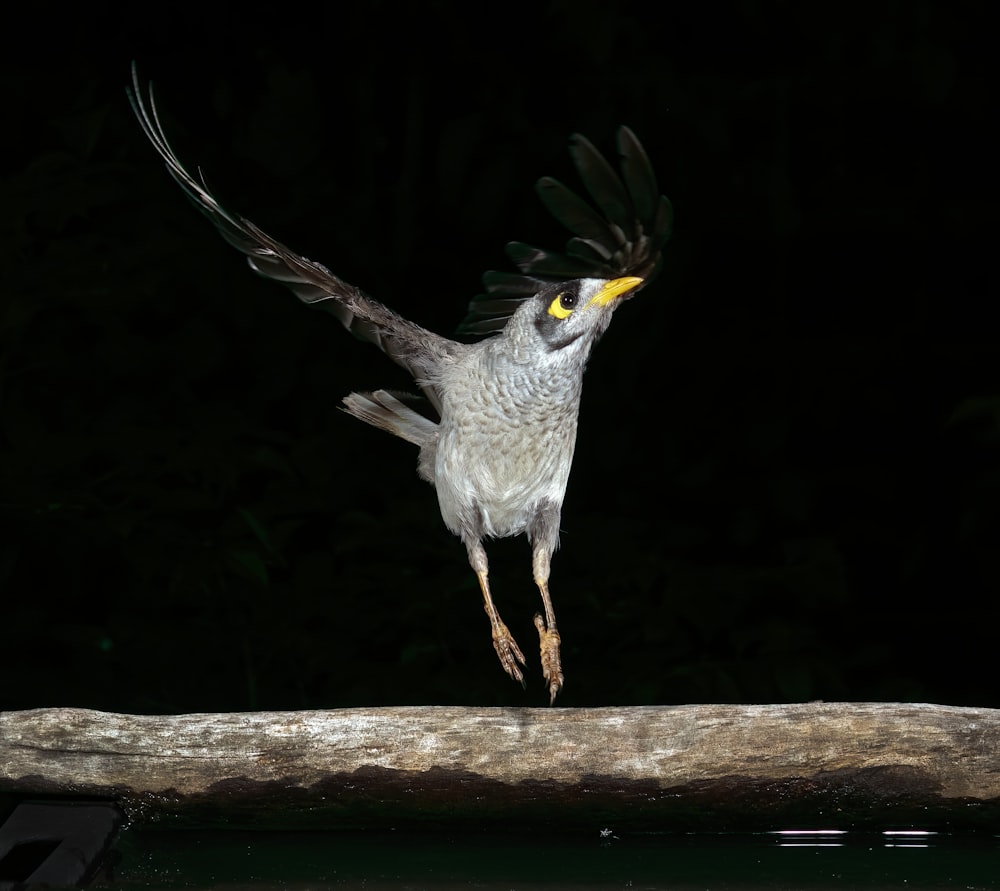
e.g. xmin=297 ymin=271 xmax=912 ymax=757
xmin=587 ymin=276 xmax=644 ymax=308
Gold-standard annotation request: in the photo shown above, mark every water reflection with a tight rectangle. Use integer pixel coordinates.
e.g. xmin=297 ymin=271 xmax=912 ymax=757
xmin=770 ymin=828 xmax=940 ymax=849
xmin=771 ymin=829 xmax=848 ymax=847
xmin=883 ymin=829 xmax=938 ymax=848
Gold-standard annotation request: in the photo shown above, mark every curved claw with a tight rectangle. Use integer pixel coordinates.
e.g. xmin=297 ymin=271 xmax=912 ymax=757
xmin=492 ymin=622 xmax=527 ymax=688
xmin=534 ymin=613 xmax=564 ymax=704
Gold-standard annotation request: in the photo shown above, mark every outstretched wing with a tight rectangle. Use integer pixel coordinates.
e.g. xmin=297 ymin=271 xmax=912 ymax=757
xmin=459 ymin=127 xmax=673 ymax=336
xmin=127 ymin=65 xmax=464 ymax=413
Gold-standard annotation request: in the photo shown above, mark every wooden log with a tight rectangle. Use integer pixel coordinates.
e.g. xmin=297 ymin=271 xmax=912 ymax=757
xmin=2 ymin=703 xmax=999 ymax=830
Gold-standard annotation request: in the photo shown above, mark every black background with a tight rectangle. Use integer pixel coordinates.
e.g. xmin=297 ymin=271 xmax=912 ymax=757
xmin=2 ymin=1 xmax=995 ymax=713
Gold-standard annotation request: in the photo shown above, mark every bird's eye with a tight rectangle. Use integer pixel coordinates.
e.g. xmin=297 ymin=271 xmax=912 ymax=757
xmin=547 ymin=291 xmax=577 ymax=320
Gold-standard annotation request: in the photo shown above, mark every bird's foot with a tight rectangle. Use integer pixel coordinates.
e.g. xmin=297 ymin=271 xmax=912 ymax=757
xmin=533 ymin=613 xmax=564 ymax=704
xmin=491 ymin=622 xmax=527 ymax=688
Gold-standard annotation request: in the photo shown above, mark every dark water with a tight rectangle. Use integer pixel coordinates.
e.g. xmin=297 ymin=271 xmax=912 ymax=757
xmin=95 ymin=827 xmax=999 ymax=889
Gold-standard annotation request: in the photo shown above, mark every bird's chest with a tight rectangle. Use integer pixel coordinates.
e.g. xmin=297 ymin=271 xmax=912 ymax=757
xmin=434 ymin=371 xmax=582 ymax=535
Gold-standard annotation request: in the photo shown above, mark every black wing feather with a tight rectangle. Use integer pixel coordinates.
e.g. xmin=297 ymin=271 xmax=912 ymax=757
xmin=127 ymin=64 xmax=462 ymax=412
xmin=568 ymin=133 xmax=634 ymax=234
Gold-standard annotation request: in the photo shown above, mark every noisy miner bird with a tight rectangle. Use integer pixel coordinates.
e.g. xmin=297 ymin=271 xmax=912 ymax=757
xmin=128 ymin=67 xmax=672 ymax=703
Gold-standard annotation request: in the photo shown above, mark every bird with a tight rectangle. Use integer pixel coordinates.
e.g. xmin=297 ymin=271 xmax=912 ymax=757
xmin=127 ymin=65 xmax=672 ymax=703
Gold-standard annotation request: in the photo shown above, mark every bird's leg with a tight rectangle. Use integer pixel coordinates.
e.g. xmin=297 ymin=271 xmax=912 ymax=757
xmin=532 ymin=548 xmax=564 ymax=704
xmin=528 ymin=503 xmax=564 ymax=704
xmin=468 ymin=539 xmax=526 ymax=686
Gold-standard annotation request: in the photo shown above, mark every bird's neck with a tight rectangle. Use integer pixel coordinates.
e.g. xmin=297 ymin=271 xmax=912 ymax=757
xmin=482 ymin=337 xmax=587 ymax=407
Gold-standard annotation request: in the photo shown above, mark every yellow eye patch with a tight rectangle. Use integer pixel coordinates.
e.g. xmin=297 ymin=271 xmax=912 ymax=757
xmin=547 ymin=291 xmax=577 ymax=319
